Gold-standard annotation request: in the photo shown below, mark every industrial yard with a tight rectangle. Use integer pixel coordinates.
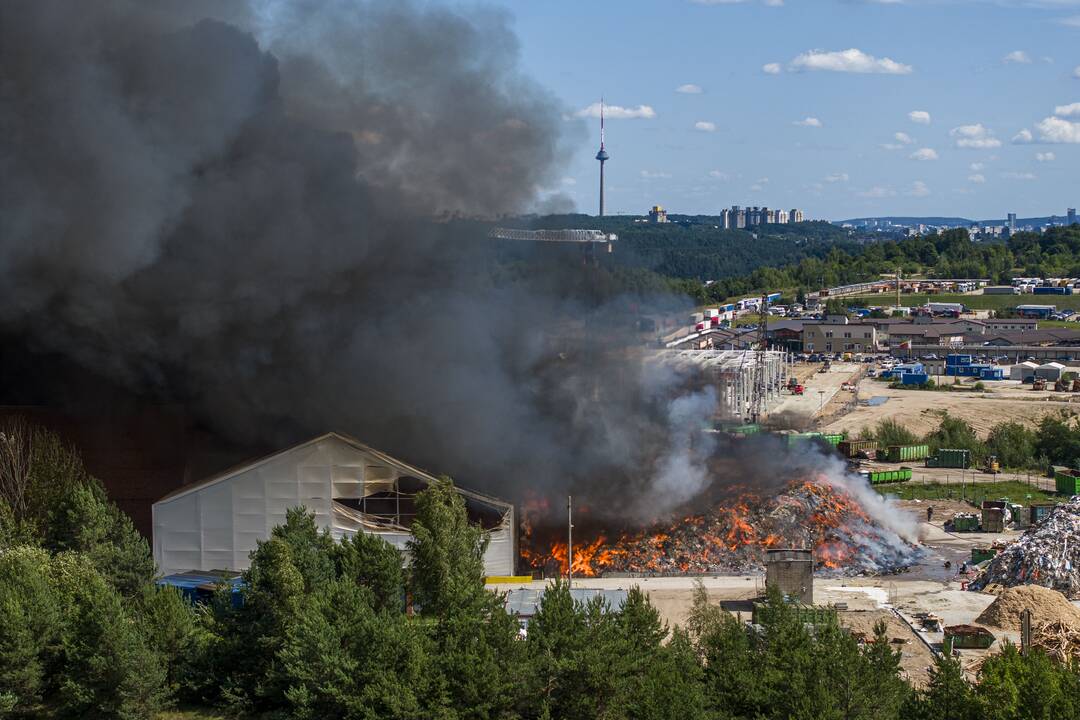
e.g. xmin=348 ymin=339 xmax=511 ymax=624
xmin=494 ymin=497 xmax=1080 ymax=686
xmin=823 ymin=373 xmax=1080 ymax=438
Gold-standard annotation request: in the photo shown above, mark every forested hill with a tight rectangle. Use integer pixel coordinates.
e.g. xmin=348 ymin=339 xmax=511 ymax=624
xmin=501 ymin=214 xmax=856 ymax=281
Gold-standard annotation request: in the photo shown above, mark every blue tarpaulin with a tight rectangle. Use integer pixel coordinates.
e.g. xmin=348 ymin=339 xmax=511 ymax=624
xmin=156 ymin=570 xmax=243 ymax=606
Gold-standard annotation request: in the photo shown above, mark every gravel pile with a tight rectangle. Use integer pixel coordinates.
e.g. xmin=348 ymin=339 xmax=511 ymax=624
xmin=970 ymin=497 xmax=1080 ymax=599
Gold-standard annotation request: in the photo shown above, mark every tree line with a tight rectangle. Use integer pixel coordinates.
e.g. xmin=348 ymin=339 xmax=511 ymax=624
xmin=857 ymin=411 xmax=1080 ymax=472
xmin=2 ymin=423 xmax=1079 ymax=719
xmin=530 ymin=222 xmax=1080 ymax=309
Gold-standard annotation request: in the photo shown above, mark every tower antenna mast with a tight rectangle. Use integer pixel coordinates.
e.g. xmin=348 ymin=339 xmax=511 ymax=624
xmin=595 ymin=98 xmax=609 ymax=217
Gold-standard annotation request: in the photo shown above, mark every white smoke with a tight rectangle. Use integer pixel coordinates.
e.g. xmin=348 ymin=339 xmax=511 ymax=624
xmin=640 ymin=386 xmax=718 ymax=518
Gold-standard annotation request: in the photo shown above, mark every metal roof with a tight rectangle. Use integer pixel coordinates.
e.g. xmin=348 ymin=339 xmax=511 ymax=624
xmin=504 ymin=587 xmax=629 ymax=617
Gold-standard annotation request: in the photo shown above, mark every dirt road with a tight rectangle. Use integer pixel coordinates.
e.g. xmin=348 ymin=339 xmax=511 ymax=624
xmin=772 ymin=362 xmax=862 ymax=418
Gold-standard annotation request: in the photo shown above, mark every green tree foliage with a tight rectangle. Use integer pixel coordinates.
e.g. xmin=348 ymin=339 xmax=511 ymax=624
xmin=47 ymin=552 xmax=167 ymax=719
xmin=1034 ymin=412 xmax=1080 ymax=469
xmin=924 ymin=413 xmax=984 ymax=463
xmin=407 ymin=477 xmax=489 ymax=616
xmin=135 ymin=585 xmax=212 ymax=704
xmin=870 ymin=418 xmax=920 ymax=448
xmin=974 ymin=643 xmax=1079 ymax=720
xmin=332 ymin=529 xmax=404 ymax=613
xmin=45 ymin=483 xmax=156 ymax=598
xmin=0 ymin=546 xmax=61 ymax=714
xmin=279 ymin=580 xmax=432 ymax=720
xmin=985 ymin=422 xmax=1038 ymax=470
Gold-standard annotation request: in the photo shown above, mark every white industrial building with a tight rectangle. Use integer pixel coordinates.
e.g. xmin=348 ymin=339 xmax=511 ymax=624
xmin=152 ymin=432 xmax=516 ymax=577
xmin=1035 ymin=362 xmax=1067 ymax=381
xmin=1009 ymin=361 xmax=1039 ymax=381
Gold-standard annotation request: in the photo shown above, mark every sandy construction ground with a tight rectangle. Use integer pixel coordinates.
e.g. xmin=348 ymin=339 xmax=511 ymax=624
xmin=822 ymin=376 xmax=1080 ymax=439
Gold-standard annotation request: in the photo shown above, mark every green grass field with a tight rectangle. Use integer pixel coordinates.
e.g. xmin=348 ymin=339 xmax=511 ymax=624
xmin=874 ymin=480 xmax=1058 ymax=506
xmin=848 ymin=292 xmax=1080 ymax=312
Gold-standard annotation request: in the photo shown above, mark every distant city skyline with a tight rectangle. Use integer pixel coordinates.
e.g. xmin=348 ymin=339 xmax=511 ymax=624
xmin=460 ymin=0 xmax=1079 ymax=219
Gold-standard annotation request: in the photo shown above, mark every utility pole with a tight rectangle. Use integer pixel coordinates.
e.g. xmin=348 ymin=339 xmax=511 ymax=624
xmin=567 ymin=495 xmax=573 ymax=587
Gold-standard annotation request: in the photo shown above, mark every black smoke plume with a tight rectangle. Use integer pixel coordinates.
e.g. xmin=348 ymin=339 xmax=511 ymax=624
xmin=1 ymin=0 xmax=712 ymax=523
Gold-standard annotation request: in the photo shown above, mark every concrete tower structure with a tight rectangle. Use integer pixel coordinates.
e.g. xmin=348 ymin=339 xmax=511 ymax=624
xmin=595 ymin=99 xmax=609 ymax=217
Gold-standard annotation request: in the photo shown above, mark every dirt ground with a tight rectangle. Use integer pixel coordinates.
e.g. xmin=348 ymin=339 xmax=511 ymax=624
xmin=839 ymin=609 xmax=936 ymax=686
xmin=822 ymin=376 xmax=1080 ymax=439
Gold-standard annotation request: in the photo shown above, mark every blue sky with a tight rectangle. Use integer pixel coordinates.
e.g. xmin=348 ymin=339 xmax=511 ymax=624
xmin=452 ymin=0 xmax=1079 ymax=220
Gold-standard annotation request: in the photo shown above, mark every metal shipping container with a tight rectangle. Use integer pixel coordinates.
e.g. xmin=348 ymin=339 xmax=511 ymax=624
xmin=837 ymin=440 xmax=878 ymax=458
xmin=1055 ymin=469 xmax=1080 ymax=496
xmin=927 ymin=448 xmax=971 ymax=469
xmin=885 ymin=444 xmax=929 ymax=463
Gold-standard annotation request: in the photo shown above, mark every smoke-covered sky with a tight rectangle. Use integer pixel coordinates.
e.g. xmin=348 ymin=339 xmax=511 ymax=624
xmin=1 ymin=0 xmax=718 ymax=522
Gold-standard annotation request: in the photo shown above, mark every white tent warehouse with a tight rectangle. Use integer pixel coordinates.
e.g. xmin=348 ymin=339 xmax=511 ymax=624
xmin=153 ymin=432 xmax=516 ymax=577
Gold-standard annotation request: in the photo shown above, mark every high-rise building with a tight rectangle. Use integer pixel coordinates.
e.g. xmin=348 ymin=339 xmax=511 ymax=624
xmin=790 ymin=209 xmax=804 ymax=223
xmin=1068 ymin=208 xmax=1077 ymax=226
xmin=1007 ymin=212 xmax=1017 ymax=233
xmin=776 ymin=210 xmax=789 ymax=224
xmin=647 ymin=205 xmax=668 ymax=223
xmin=720 ymin=208 xmax=732 ymax=229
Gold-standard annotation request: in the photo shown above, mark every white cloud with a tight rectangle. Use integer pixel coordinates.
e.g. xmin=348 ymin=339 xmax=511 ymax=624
xmin=824 ymin=173 xmax=850 ymax=183
xmin=794 ymin=116 xmax=823 ymax=127
xmin=694 ymin=121 xmax=717 ymax=132
xmin=894 ymin=132 xmax=915 ymax=144
xmin=906 ymin=181 xmax=931 ymax=197
xmin=950 ymin=124 xmax=1002 ymax=148
xmin=908 ymin=110 xmax=931 ymax=124
xmin=1036 ymin=152 xmax=1056 ymax=162
xmin=708 ymin=170 xmax=730 ymax=180
xmin=1035 ymin=116 xmax=1080 ymax=143
xmin=1013 ymin=128 xmax=1034 ymax=143
xmin=1001 ymin=171 xmax=1037 ymax=180
xmin=910 ymin=148 xmax=939 ymax=160
xmin=750 ymin=184 xmax=766 ymax=192
xmin=789 ymin=48 xmax=913 ymax=75
xmin=1058 ymin=15 xmax=1080 ymax=28
xmin=577 ymin=103 xmax=656 ymax=120
xmin=881 ymin=143 xmax=903 ymax=150
xmin=640 ymin=170 xmax=672 ymax=179
xmin=1055 ymin=102 xmax=1080 ymax=118
xmin=676 ymin=84 xmax=703 ymax=94
xmin=858 ymin=186 xmax=896 ymax=198
xmin=969 ymin=162 xmax=984 ymax=171
xmin=1003 ymin=50 xmax=1032 ymax=64
xmin=762 ymin=63 xmax=782 ymax=75
xmin=561 ymin=177 xmax=577 ymax=186
xmin=756 ymin=177 xmax=770 ymax=184
xmin=968 ymin=174 xmax=986 ymax=184
xmin=1074 ymin=66 xmax=1080 ymax=79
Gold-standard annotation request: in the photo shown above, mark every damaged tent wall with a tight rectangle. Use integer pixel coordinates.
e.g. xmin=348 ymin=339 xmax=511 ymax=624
xmin=152 ymin=432 xmax=515 ymax=577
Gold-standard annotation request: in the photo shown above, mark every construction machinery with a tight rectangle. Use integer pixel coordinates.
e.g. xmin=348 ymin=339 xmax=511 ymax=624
xmin=984 ymin=455 xmax=1000 ymax=474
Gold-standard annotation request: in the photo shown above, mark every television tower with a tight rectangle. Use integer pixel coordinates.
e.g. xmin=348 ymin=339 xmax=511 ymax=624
xmin=595 ymin=98 xmax=609 ymax=217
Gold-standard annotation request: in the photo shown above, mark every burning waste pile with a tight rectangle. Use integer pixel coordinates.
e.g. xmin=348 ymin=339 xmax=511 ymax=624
xmin=522 ymin=476 xmax=922 ymax=578
xmin=970 ymin=497 xmax=1080 ymax=599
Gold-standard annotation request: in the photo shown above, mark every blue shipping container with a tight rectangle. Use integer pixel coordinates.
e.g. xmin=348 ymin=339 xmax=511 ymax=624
xmin=1033 ymin=286 xmax=1066 ymax=295
xmin=902 ymin=372 xmax=930 ymax=385
xmin=980 ymin=368 xmax=1005 ymax=380
xmin=946 ymin=354 xmax=973 ymax=366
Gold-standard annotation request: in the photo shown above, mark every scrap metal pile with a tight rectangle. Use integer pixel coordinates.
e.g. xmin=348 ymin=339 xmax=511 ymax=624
xmin=522 ymin=479 xmax=921 ymax=577
xmin=970 ymin=497 xmax=1080 ymax=599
